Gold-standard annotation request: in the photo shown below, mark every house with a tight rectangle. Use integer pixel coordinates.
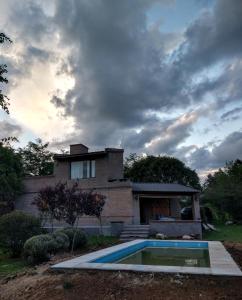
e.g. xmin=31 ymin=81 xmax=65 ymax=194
xmin=16 ymin=143 xmax=202 ymax=238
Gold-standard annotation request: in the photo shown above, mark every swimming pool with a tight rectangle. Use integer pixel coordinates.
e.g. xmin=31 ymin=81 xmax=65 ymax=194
xmin=52 ymin=239 xmax=242 ymax=276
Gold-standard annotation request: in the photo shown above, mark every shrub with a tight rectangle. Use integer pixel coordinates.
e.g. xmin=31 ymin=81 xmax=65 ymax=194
xmin=56 ymin=228 xmax=87 ymax=250
xmin=23 ymin=234 xmax=56 ymax=264
xmin=51 ymin=231 xmax=69 ymax=251
xmin=87 ymin=235 xmax=118 ymax=248
xmin=0 ymin=210 xmax=42 ymax=256
xmin=23 ymin=232 xmax=70 ymax=264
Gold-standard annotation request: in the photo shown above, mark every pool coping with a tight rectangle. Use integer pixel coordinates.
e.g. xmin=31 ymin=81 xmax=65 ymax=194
xmin=52 ymin=239 xmax=242 ymax=276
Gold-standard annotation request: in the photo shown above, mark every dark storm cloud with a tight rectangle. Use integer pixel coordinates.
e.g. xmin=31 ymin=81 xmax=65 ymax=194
xmin=188 ymin=131 xmax=242 ymax=170
xmin=52 ymin=0 xmax=193 ymax=147
xmin=1 ymin=1 xmax=56 ymax=91
xmin=50 ymin=0 xmax=242 ymax=153
xmin=0 ymin=121 xmax=22 ymax=139
xmin=26 ymin=46 xmax=51 ymax=63
xmin=2 ymin=0 xmax=242 ymax=174
xmin=10 ymin=1 xmax=52 ymax=43
xmin=50 ymin=95 xmax=65 ymax=108
xmin=177 ymin=0 xmax=242 ymax=74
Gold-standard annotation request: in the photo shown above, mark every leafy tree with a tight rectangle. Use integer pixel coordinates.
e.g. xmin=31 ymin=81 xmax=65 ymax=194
xmin=18 ymin=138 xmax=54 ymax=176
xmin=124 ymin=154 xmax=201 ymax=189
xmin=0 ymin=210 xmax=41 ymax=257
xmin=34 ymin=182 xmax=106 ymax=230
xmin=82 ymin=191 xmax=106 ymax=233
xmin=0 ymin=143 xmax=23 ymax=215
xmin=203 ymin=160 xmax=242 ymax=222
xmin=0 ymin=33 xmax=12 ymax=114
xmin=32 ymin=184 xmax=62 ymax=229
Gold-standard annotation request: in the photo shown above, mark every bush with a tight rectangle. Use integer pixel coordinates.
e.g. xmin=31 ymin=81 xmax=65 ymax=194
xmin=23 ymin=234 xmax=56 ymax=264
xmin=0 ymin=210 xmax=42 ymax=256
xmin=51 ymin=231 xmax=69 ymax=251
xmin=56 ymin=228 xmax=87 ymax=250
xmin=23 ymin=232 xmax=70 ymax=264
xmin=87 ymin=235 xmax=118 ymax=248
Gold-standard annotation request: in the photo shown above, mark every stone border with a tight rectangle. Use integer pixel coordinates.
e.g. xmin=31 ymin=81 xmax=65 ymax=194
xmin=52 ymin=239 xmax=242 ymax=276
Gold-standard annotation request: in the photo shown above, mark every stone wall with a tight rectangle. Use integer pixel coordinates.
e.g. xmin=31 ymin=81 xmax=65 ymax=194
xmin=150 ymin=220 xmax=202 ymax=238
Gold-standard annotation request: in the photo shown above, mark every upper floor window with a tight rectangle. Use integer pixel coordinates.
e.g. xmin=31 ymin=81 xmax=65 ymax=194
xmin=71 ymin=160 xmax=95 ymax=179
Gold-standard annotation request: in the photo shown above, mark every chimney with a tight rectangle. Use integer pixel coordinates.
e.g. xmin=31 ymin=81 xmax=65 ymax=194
xmin=70 ymin=144 xmax=88 ymax=155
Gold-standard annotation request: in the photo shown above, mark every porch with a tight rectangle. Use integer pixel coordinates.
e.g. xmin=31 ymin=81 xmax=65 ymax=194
xmin=132 ymin=183 xmax=202 ymax=238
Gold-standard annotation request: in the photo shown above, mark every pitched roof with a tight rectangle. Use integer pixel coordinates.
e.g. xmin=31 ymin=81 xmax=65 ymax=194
xmin=132 ymin=182 xmax=199 ymax=194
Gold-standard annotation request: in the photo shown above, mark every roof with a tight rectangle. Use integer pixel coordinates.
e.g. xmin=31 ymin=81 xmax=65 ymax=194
xmin=132 ymin=182 xmax=199 ymax=194
xmin=54 ymin=150 xmax=107 ymax=161
xmin=54 ymin=148 xmax=123 ymax=161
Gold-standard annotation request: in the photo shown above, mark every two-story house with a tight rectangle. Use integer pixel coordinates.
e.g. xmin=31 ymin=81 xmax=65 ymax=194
xmin=16 ymin=143 xmax=202 ymax=238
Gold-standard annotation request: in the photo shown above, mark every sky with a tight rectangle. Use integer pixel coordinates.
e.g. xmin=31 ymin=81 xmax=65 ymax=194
xmin=0 ymin=0 xmax=242 ymax=178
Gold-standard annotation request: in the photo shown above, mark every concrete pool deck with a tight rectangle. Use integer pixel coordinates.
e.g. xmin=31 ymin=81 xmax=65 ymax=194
xmin=52 ymin=239 xmax=242 ymax=276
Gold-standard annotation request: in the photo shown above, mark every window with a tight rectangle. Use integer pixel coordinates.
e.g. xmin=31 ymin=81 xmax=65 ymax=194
xmin=71 ymin=160 xmax=95 ymax=179
xmin=91 ymin=160 xmax=95 ymax=178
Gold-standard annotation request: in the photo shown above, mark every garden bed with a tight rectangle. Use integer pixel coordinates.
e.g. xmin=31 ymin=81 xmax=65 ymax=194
xmin=1 ymin=241 xmax=242 ymax=300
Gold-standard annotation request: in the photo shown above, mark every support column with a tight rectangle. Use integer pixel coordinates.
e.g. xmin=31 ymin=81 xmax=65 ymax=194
xmin=192 ymin=193 xmax=201 ymax=221
xmin=133 ymin=194 xmax=140 ymax=224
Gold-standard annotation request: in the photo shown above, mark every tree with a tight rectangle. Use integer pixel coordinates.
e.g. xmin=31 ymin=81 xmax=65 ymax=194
xmin=82 ymin=191 xmax=106 ymax=233
xmin=203 ymin=160 xmax=242 ymax=222
xmin=32 ymin=184 xmax=62 ymax=230
xmin=0 ymin=143 xmax=23 ymax=216
xmin=18 ymin=138 xmax=54 ymax=176
xmin=0 ymin=33 xmax=12 ymax=114
xmin=0 ymin=211 xmax=41 ymax=257
xmin=34 ymin=182 xmax=106 ymax=230
xmin=124 ymin=154 xmax=201 ymax=189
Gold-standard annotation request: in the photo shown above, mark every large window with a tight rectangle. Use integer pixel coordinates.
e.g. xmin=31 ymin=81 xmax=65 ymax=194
xmin=71 ymin=160 xmax=96 ymax=179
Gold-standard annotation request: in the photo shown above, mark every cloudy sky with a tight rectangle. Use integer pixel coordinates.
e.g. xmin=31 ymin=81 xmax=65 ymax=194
xmin=0 ymin=0 xmax=242 ymax=177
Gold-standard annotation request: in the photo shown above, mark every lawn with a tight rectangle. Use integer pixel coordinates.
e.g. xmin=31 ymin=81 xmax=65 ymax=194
xmin=0 ymin=248 xmax=29 ymax=277
xmin=1 ymin=226 xmax=242 ymax=278
xmin=203 ymin=224 xmax=242 ymax=243
xmin=87 ymin=235 xmax=119 ymax=248
xmin=0 ymin=235 xmax=119 ymax=277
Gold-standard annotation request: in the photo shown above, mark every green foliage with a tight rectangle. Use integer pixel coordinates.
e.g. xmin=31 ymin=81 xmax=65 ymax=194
xmin=0 ymin=144 xmax=23 ymax=215
xmin=87 ymin=235 xmax=118 ymax=248
xmin=23 ymin=231 xmax=71 ymax=264
xmin=62 ymin=280 xmax=74 ymax=289
xmin=0 ymin=211 xmax=42 ymax=257
xmin=34 ymin=182 xmax=106 ymax=228
xmin=23 ymin=234 xmax=56 ymax=264
xmin=203 ymin=224 xmax=242 ymax=243
xmin=203 ymin=160 xmax=242 ymax=222
xmin=0 ymin=257 xmax=29 ymax=276
xmin=18 ymin=138 xmax=54 ymax=176
xmin=0 ymin=33 xmax=12 ymax=114
xmin=124 ymin=154 xmax=201 ymax=189
xmin=56 ymin=228 xmax=87 ymax=250
xmin=51 ymin=231 xmax=69 ymax=251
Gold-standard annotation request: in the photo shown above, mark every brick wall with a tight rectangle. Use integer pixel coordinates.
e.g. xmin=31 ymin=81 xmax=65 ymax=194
xmin=15 ymin=177 xmax=134 ymax=226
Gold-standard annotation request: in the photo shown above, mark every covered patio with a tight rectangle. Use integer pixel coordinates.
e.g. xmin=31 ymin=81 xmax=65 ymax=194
xmin=132 ymin=183 xmax=202 ymax=238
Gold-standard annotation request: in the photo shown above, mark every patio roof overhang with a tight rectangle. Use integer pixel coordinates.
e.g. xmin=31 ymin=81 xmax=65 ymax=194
xmin=132 ymin=182 xmax=200 ymax=196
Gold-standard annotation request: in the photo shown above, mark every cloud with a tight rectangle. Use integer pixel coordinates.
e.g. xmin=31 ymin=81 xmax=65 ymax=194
xmin=188 ymin=131 xmax=242 ymax=171
xmin=178 ymin=0 xmax=242 ymax=74
xmin=49 ymin=0 xmax=242 ymax=150
xmin=221 ymin=106 xmax=242 ymax=121
xmin=0 ymin=121 xmax=22 ymax=139
xmin=1 ymin=0 xmax=242 ymax=176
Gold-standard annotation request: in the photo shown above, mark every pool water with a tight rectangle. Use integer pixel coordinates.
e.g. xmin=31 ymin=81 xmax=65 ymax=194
xmin=116 ymin=247 xmax=210 ymax=267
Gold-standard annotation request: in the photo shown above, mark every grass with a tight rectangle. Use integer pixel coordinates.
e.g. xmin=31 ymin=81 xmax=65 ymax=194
xmin=87 ymin=235 xmax=119 ymax=248
xmin=203 ymin=224 xmax=242 ymax=243
xmin=0 ymin=235 xmax=118 ymax=277
xmin=0 ymin=248 xmax=29 ymax=277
